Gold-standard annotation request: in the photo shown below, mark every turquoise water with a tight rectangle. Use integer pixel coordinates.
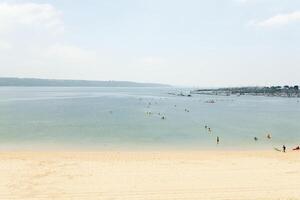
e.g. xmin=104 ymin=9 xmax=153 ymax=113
xmin=0 ymin=87 xmax=299 ymax=150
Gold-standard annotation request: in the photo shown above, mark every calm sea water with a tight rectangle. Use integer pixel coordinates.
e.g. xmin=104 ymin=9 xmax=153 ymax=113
xmin=0 ymin=87 xmax=299 ymax=150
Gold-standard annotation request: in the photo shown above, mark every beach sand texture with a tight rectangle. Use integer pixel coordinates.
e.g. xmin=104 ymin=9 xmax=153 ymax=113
xmin=1 ymin=151 xmax=300 ymax=200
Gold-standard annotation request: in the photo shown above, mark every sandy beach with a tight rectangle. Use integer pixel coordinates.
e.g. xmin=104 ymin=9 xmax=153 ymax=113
xmin=0 ymin=150 xmax=300 ymax=200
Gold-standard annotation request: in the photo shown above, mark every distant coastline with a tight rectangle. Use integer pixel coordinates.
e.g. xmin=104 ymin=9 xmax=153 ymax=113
xmin=191 ymin=85 xmax=300 ymax=98
xmin=0 ymin=77 xmax=170 ymax=87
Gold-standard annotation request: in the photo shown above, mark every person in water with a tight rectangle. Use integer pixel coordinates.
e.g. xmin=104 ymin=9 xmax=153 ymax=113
xmin=217 ymin=136 xmax=220 ymax=144
xmin=267 ymin=133 xmax=272 ymax=139
xmin=254 ymin=137 xmax=258 ymax=141
xmin=283 ymin=145 xmax=286 ymax=153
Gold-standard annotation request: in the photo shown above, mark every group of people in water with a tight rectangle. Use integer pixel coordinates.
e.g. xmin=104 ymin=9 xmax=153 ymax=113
xmin=146 ymin=110 xmax=166 ymax=120
xmin=205 ymin=126 xmax=299 ymax=152
xmin=254 ymin=133 xmax=271 ymax=142
xmin=253 ymin=133 xmax=300 ymax=153
xmin=146 ymin=102 xmax=191 ymax=121
xmin=144 ymin=98 xmax=299 ymax=152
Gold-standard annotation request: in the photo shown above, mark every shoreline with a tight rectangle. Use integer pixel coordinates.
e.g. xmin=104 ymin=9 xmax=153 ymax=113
xmin=0 ymin=139 xmax=292 ymax=152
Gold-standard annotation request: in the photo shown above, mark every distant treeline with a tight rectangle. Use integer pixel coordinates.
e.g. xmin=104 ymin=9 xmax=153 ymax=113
xmin=217 ymin=85 xmax=299 ymax=94
xmin=0 ymin=77 xmax=170 ymax=87
xmin=193 ymin=85 xmax=300 ymax=97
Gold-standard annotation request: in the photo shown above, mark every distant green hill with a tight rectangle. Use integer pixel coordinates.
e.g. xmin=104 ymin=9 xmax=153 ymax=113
xmin=0 ymin=77 xmax=170 ymax=87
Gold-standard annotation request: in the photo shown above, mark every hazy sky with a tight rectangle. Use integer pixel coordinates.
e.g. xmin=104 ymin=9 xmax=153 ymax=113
xmin=0 ymin=0 xmax=299 ymax=86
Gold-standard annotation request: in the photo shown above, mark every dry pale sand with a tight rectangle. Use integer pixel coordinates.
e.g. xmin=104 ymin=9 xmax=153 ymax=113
xmin=0 ymin=150 xmax=300 ymax=200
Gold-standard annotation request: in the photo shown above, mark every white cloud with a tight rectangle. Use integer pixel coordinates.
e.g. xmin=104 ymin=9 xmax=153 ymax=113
xmin=253 ymin=11 xmax=300 ymax=27
xmin=0 ymin=2 xmax=64 ymax=34
xmin=0 ymin=2 xmax=104 ymax=79
xmin=0 ymin=2 xmax=95 ymax=66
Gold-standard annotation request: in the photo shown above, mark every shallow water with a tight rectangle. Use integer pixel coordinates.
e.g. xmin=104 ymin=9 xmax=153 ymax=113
xmin=0 ymin=87 xmax=299 ymax=150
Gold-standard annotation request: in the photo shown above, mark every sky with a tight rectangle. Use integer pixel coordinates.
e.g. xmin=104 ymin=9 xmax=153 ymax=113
xmin=0 ymin=0 xmax=299 ymax=87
